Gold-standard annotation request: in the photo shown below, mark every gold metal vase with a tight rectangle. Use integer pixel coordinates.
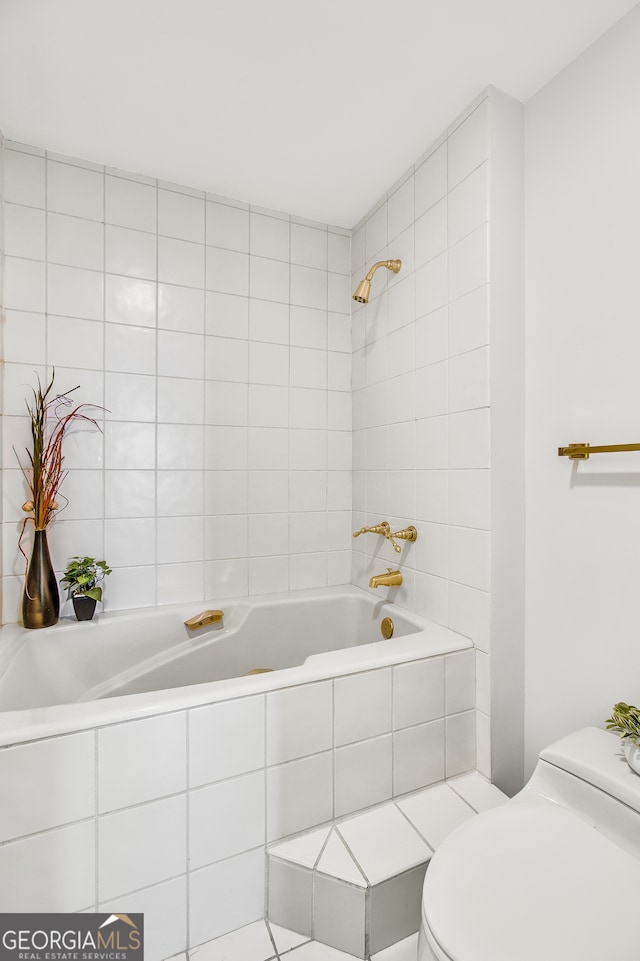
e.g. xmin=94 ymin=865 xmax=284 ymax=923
xmin=22 ymin=529 xmax=60 ymax=629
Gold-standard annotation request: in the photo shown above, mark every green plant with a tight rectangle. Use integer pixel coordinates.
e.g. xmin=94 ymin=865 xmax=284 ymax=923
xmin=605 ymin=702 xmax=640 ymax=746
xmin=60 ymin=556 xmax=112 ymax=602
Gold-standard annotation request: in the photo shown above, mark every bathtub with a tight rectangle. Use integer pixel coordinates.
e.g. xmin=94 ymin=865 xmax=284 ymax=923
xmin=0 ymin=584 xmax=470 ymax=746
xmin=0 ymin=585 xmax=476 ymax=951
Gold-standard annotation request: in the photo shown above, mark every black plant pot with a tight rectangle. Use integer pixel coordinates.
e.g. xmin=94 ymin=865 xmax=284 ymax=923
xmin=72 ymin=595 xmax=97 ymax=621
xmin=23 ymin=529 xmax=60 ymax=629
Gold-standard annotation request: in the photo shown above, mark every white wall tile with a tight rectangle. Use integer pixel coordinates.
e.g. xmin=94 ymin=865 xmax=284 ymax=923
xmin=48 ymin=160 xmax=103 ymax=220
xmin=105 ymin=470 xmax=155 ymax=518
xmin=335 ymin=669 xmax=392 ymax=746
xmin=159 ymin=283 xmax=205 ymax=333
xmin=3 ymin=310 xmax=46 ymax=364
xmin=250 ymin=299 xmax=289 ymax=344
xmin=394 ymin=657 xmax=445 ymax=729
xmin=393 ymin=720 xmax=445 ymax=795
xmin=0 ymin=822 xmax=95 ymax=911
xmin=291 ymin=265 xmax=327 ymax=309
xmin=158 ymin=330 xmax=205 ymax=379
xmin=267 ymin=752 xmax=333 ymax=841
xmin=291 ymin=305 xmax=326 ymax=349
xmin=448 ymin=99 xmax=489 ymax=188
xmin=388 ymin=176 xmax=415 ymax=242
xmin=105 ymin=175 xmax=157 ymax=232
xmin=105 ymin=422 xmax=155 ymax=469
xmin=98 ymin=795 xmax=186 ymax=901
xmin=48 ymin=316 xmax=104 ymax=370
xmin=48 ymin=263 xmax=103 ymax=320
xmin=190 ymin=771 xmax=265 ymax=867
xmin=449 ymin=526 xmax=490 ymax=591
xmin=446 ymin=649 xmax=476 ymax=714
xmin=206 ymin=201 xmax=249 ymax=252
xmin=159 ymin=236 xmax=205 ymax=288
xmin=448 ymin=408 xmax=489 ymax=469
xmin=249 ymin=554 xmax=289 ymax=594
xmin=415 ymin=143 xmax=447 ymax=217
xmin=189 ymin=848 xmax=264 ymax=946
xmin=291 ymin=223 xmax=327 ymax=269
xmin=105 ymin=324 xmax=156 ymax=374
xmin=48 ymin=212 xmax=103 ymax=270
xmin=4 ymin=256 xmax=45 ymax=311
xmin=207 ymin=290 xmax=249 ymax=338
xmin=250 ymin=212 xmax=289 ymax=261
xmin=446 ymin=711 xmax=476 ymax=777
xmin=4 ymin=202 xmax=46 ymax=259
xmin=190 ymin=695 xmax=264 ymax=786
xmin=448 ymin=347 xmax=489 ymax=412
xmin=448 ymin=469 xmax=490 ymax=530
xmin=0 ymin=733 xmax=94 ymax=842
xmin=98 ymin=713 xmax=186 ymax=811
xmin=158 ymin=188 xmax=205 ymax=243
xmin=415 ymin=199 xmax=447 ymax=267
xmin=205 ymin=246 xmax=248 ymax=295
xmin=3 ymin=149 xmax=45 ymax=207
xmin=267 ymin=681 xmax=333 ymax=765
xmin=448 ymin=163 xmax=488 ymax=245
xmin=101 ymin=876 xmax=186 ymax=961
xmin=250 ymin=255 xmax=290 ymax=304
xmin=335 ymin=735 xmax=392 ymax=817
xmin=105 ymin=225 xmax=156 ymax=280
xmin=105 ymin=274 xmax=156 ymax=327
xmin=448 ymin=225 xmax=488 ymax=301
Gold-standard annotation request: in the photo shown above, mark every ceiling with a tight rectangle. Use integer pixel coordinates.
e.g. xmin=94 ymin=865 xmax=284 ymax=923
xmin=0 ymin=0 xmax=637 ymax=227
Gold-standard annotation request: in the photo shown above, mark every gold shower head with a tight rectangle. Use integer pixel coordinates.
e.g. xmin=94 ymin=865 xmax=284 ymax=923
xmin=352 ymin=259 xmax=402 ymax=304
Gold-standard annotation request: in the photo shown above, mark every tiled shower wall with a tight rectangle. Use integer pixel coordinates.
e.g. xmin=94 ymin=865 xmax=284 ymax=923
xmin=0 ymin=141 xmax=352 ymax=622
xmin=351 ymin=95 xmax=492 ymax=777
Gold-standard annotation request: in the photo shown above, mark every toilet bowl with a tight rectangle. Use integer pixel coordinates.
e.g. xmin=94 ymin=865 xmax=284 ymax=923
xmin=418 ymin=727 xmax=640 ymax=961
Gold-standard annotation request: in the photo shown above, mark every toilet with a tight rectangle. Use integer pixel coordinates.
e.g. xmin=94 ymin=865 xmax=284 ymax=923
xmin=419 ymin=727 xmax=640 ymax=961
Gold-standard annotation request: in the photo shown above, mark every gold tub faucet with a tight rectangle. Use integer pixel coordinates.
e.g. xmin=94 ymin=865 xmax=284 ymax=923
xmin=369 ymin=569 xmax=403 ymax=589
xmin=184 ymin=609 xmax=224 ymax=630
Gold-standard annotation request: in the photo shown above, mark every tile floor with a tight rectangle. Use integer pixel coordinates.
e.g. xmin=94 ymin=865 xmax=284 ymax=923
xmin=182 ymin=921 xmax=418 ymax=960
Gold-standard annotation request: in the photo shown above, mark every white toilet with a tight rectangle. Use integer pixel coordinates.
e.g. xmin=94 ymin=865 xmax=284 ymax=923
xmin=419 ymin=727 xmax=640 ymax=961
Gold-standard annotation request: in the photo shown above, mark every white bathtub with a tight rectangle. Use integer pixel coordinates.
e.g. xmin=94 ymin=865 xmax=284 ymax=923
xmin=0 ymin=584 xmax=476 ymax=942
xmin=0 ymin=585 xmax=470 ymax=746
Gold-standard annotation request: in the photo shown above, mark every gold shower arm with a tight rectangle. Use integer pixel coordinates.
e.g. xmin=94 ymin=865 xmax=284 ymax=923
xmin=558 ymin=442 xmax=640 ymax=459
xmin=365 ymin=259 xmax=402 ymax=282
xmin=353 ymin=521 xmax=391 ymax=539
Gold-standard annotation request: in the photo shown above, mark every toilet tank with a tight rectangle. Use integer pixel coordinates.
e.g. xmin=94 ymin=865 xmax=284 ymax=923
xmin=517 ymin=727 xmax=640 ymax=860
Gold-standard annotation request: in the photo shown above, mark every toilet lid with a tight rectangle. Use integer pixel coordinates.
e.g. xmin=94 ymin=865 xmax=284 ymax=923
xmin=423 ymin=802 xmax=640 ymax=961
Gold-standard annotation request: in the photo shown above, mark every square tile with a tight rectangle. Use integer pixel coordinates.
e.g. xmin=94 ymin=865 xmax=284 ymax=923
xmin=0 ymin=733 xmax=95 ymax=841
xmin=4 ymin=202 xmax=45 ymax=259
xmin=3 ymin=149 xmax=45 ymax=206
xmin=394 ymin=658 xmax=445 ymax=730
xmin=268 ymin=859 xmax=313 ymax=937
xmin=105 ymin=224 xmax=156 ymax=280
xmin=393 ymin=720 xmax=445 ymax=795
xmin=98 ymin=713 xmax=186 ymax=812
xmin=98 ymin=795 xmax=186 ymax=901
xmin=105 ymin=274 xmax=157 ymax=327
xmin=267 ymin=681 xmax=333 ymax=765
xmin=445 ymin=649 xmax=476 ymax=714
xmin=335 ymin=735 xmax=393 ymax=818
xmin=315 ymin=828 xmax=366 ymax=886
xmin=47 ymin=160 xmax=103 ymax=220
xmin=267 ymin=752 xmax=333 ymax=842
xmin=47 ymin=263 xmax=103 ymax=319
xmin=190 ymin=770 xmax=265 ymax=868
xmin=206 ymin=201 xmax=249 ymax=252
xmin=158 ymin=188 xmax=205 ymax=243
xmin=335 ymin=670 xmax=392 ymax=746
xmin=189 ymin=695 xmax=265 ymax=786
xmin=0 ymin=821 xmax=95 ymax=911
xmin=190 ymin=848 xmax=264 ymax=946
xmin=100 ymin=875 xmax=186 ymax=961
xmin=314 ymin=874 xmax=366 ymax=958
xmin=369 ymin=864 xmax=428 ymax=955
xmin=446 ymin=711 xmax=476 ymax=777
xmin=105 ymin=175 xmax=157 ymax=232
xmin=159 ymin=236 xmax=205 ymax=288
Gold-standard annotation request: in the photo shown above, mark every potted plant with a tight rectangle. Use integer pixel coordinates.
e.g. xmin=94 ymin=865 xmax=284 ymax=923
xmin=605 ymin=702 xmax=640 ymax=775
xmin=16 ymin=372 xmax=102 ymax=628
xmin=60 ymin=556 xmax=112 ymax=621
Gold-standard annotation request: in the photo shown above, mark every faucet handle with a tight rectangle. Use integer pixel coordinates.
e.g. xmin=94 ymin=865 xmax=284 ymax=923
xmin=388 ymin=526 xmax=417 ymax=552
xmin=184 ymin=609 xmax=224 ymax=630
xmin=352 ymin=521 xmax=391 ymax=539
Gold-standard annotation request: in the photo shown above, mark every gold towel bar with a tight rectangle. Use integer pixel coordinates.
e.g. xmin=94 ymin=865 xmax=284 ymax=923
xmin=558 ymin=443 xmax=640 ymax=460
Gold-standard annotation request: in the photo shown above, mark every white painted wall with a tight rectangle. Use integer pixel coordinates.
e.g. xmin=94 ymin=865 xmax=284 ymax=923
xmin=525 ymin=4 xmax=640 ymax=774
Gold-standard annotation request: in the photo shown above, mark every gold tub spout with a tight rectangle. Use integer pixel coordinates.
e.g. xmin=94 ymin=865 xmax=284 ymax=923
xmin=184 ymin=609 xmax=224 ymax=630
xmin=369 ymin=568 xmax=403 ymax=589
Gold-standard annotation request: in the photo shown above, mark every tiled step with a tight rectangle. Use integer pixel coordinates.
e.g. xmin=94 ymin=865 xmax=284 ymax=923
xmin=267 ymin=772 xmax=507 ymax=959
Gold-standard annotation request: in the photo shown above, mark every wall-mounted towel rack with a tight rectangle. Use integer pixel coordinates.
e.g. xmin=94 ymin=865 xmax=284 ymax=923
xmin=558 ymin=442 xmax=640 ymax=460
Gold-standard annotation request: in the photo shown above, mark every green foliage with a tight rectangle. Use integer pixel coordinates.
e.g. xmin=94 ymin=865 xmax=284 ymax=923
xmin=60 ymin=556 xmax=112 ymax=602
xmin=605 ymin=702 xmax=640 ymax=746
